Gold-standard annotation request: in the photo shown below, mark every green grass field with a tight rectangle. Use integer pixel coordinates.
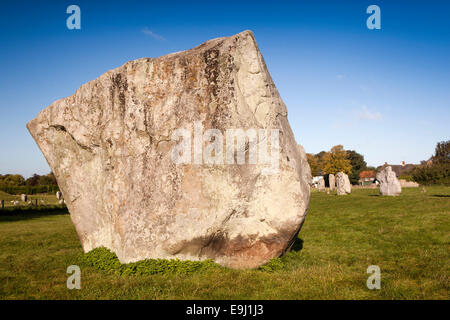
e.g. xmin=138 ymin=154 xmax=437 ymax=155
xmin=0 ymin=191 xmax=60 ymax=207
xmin=0 ymin=186 xmax=449 ymax=299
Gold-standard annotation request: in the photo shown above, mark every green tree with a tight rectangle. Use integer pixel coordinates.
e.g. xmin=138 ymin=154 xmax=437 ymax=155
xmin=321 ymin=145 xmax=352 ymax=175
xmin=412 ymin=140 xmax=450 ymax=185
xmin=347 ymin=150 xmax=367 ymax=185
xmin=433 ymin=140 xmax=450 ymax=164
xmin=0 ymin=174 xmax=25 ymax=186
xmin=26 ymin=174 xmax=41 ymax=186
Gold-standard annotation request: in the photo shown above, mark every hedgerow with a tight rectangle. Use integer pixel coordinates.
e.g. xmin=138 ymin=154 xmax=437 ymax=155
xmin=0 ymin=185 xmax=60 ymax=195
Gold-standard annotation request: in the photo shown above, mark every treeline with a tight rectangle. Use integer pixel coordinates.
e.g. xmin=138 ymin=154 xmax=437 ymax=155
xmin=410 ymin=140 xmax=450 ymax=185
xmin=0 ymin=172 xmax=60 ymax=194
xmin=306 ymin=145 xmax=374 ymax=185
xmin=306 ymin=140 xmax=450 ymax=186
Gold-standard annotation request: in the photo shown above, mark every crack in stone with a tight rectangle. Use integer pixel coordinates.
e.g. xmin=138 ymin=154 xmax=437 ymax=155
xmin=48 ymin=124 xmax=95 ymax=152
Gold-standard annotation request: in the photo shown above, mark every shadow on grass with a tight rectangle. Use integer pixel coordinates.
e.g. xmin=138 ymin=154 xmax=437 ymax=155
xmin=290 ymin=238 xmax=304 ymax=252
xmin=0 ymin=206 xmax=69 ymax=222
xmin=431 ymin=194 xmax=450 ymax=197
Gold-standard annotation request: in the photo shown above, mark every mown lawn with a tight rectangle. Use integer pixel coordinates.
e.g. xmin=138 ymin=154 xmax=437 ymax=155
xmin=0 ymin=186 xmax=449 ymax=299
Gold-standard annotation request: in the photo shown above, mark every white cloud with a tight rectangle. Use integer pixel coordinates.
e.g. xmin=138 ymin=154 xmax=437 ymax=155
xmin=141 ymin=27 xmax=165 ymax=41
xmin=357 ymin=105 xmax=382 ymax=121
xmin=336 ymin=74 xmax=345 ymax=80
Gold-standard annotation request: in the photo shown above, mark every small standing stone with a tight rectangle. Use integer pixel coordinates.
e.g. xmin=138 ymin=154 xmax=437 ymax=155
xmin=336 ymin=172 xmax=351 ymax=195
xmin=317 ymin=176 xmax=325 ymax=191
xmin=56 ymin=191 xmax=63 ymax=200
xmin=376 ymin=166 xmax=402 ymax=196
xmin=21 ymin=194 xmax=27 ymax=202
xmin=328 ymin=173 xmax=336 ymax=190
xmin=421 ymin=187 xmax=426 ymax=193
xmin=1 ymin=200 xmax=4 ymax=210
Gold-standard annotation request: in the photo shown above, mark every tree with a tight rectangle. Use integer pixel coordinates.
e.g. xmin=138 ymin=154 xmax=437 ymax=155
xmin=26 ymin=174 xmax=41 ymax=186
xmin=433 ymin=140 xmax=450 ymax=164
xmin=306 ymin=153 xmax=320 ymax=176
xmin=412 ymin=140 xmax=450 ymax=185
xmin=48 ymin=172 xmax=58 ymax=185
xmin=347 ymin=150 xmax=367 ymax=185
xmin=0 ymin=174 xmax=25 ymax=186
xmin=39 ymin=172 xmax=58 ymax=185
xmin=315 ymin=151 xmax=327 ymax=164
xmin=321 ymin=145 xmax=352 ymax=175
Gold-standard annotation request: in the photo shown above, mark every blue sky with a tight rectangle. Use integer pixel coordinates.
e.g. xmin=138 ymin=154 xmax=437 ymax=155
xmin=0 ymin=0 xmax=449 ymax=177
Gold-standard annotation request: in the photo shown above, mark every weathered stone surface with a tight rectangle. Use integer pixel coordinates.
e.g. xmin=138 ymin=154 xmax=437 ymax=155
xmin=297 ymin=144 xmax=312 ymax=186
xmin=377 ymin=166 xmax=402 ymax=196
xmin=27 ymin=30 xmax=310 ymax=269
xmin=317 ymin=176 xmax=325 ymax=190
xmin=336 ymin=172 xmax=351 ymax=195
xmin=328 ymin=173 xmax=335 ymax=190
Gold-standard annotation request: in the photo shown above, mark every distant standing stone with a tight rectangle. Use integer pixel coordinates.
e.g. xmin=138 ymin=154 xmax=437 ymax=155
xmin=317 ymin=176 xmax=325 ymax=191
xmin=56 ymin=191 xmax=62 ymax=200
xmin=376 ymin=166 xmax=402 ymax=196
xmin=329 ymin=173 xmax=336 ymax=190
xmin=336 ymin=172 xmax=351 ymax=195
xmin=1 ymin=200 xmax=4 ymax=209
xmin=21 ymin=194 xmax=27 ymax=202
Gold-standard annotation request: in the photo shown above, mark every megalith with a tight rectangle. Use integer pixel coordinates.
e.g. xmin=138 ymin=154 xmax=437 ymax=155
xmin=377 ymin=166 xmax=402 ymax=196
xmin=336 ymin=172 xmax=351 ymax=195
xmin=27 ymin=31 xmax=311 ymax=269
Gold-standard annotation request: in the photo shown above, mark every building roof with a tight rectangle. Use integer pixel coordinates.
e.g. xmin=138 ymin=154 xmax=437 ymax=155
xmin=359 ymin=170 xmax=376 ymax=179
xmin=376 ymin=164 xmax=419 ymax=177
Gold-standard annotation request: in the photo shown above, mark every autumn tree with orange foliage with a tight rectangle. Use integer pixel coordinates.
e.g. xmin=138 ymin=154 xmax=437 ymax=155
xmin=321 ymin=145 xmax=352 ymax=175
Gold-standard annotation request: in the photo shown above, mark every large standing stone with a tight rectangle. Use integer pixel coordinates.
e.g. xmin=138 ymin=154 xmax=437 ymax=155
xmin=377 ymin=166 xmax=402 ymax=196
xmin=336 ymin=172 xmax=351 ymax=195
xmin=27 ymin=31 xmax=310 ymax=269
xmin=297 ymin=144 xmax=312 ymax=186
xmin=328 ymin=173 xmax=335 ymax=190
